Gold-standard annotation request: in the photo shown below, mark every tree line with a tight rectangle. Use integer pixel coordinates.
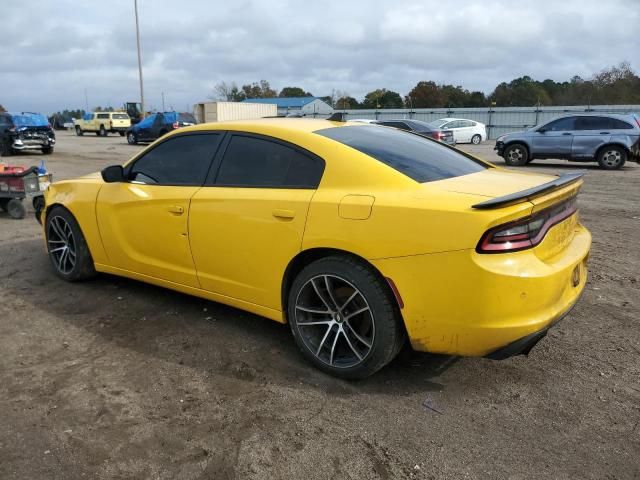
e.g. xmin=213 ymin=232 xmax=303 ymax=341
xmin=211 ymin=62 xmax=640 ymax=109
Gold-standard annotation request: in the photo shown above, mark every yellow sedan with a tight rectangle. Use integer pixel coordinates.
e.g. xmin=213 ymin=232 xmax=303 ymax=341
xmin=40 ymin=118 xmax=591 ymax=378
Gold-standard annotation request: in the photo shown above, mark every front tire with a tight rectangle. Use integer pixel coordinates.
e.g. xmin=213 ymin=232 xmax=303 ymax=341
xmin=287 ymin=256 xmax=404 ymax=379
xmin=503 ymin=143 xmax=529 ymax=166
xmin=45 ymin=206 xmax=97 ymax=282
xmin=597 ymin=146 xmax=626 ymax=170
xmin=127 ymin=132 xmax=138 ymax=145
xmin=75 ymin=126 xmax=83 ymax=136
xmin=471 ymin=134 xmax=482 ymax=145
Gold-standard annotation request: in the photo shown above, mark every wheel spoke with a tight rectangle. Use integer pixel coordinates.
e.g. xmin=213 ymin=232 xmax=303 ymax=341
xmin=316 ymin=324 xmax=334 ymax=356
xmin=311 ymin=278 xmax=334 ymax=312
xmin=49 ymin=246 xmax=67 ymax=254
xmin=296 ymin=305 xmax=331 ymax=315
xmin=345 ymin=306 xmax=370 ymax=320
xmin=57 ymin=248 xmax=66 ymax=270
xmin=344 ymin=321 xmax=372 ymax=348
xmin=329 ymin=327 xmax=340 ymax=366
xmin=323 ymin=275 xmax=341 ymax=311
xmin=339 ymin=289 xmax=359 ymax=311
xmin=50 ymin=218 xmax=65 ymax=239
xmin=297 ymin=319 xmax=332 ymax=327
xmin=340 ymin=328 xmax=363 ymax=361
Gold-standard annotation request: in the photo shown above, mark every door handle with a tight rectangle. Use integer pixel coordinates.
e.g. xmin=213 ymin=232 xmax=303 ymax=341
xmin=168 ymin=205 xmax=184 ymax=215
xmin=561 ymin=132 xmax=572 ymax=136
xmin=272 ymin=209 xmax=295 ymax=219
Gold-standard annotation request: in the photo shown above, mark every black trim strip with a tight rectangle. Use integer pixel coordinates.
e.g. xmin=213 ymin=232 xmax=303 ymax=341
xmin=472 ymin=171 xmax=584 ymax=210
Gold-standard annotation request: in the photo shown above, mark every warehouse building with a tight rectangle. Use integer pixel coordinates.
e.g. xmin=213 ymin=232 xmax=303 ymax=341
xmin=241 ymin=97 xmax=333 ymax=116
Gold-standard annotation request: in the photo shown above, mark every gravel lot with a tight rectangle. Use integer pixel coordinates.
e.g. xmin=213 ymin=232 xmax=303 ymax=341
xmin=1 ymin=131 xmax=639 ymax=479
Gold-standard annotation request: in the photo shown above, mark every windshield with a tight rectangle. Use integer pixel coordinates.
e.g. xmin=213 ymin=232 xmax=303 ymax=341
xmin=315 ymin=125 xmax=487 ymax=183
xmin=428 ymin=119 xmax=448 ymax=128
xmin=11 ymin=113 xmax=49 ymax=127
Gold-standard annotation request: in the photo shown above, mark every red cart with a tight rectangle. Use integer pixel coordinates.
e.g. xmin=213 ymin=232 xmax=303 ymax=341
xmin=0 ymin=165 xmax=52 ymax=219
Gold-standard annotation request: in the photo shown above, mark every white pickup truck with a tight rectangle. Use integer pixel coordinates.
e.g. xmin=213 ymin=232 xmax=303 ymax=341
xmin=74 ymin=112 xmax=131 ymax=137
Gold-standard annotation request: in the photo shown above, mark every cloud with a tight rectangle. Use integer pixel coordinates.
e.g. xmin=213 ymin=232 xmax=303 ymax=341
xmin=0 ymin=0 xmax=637 ymax=114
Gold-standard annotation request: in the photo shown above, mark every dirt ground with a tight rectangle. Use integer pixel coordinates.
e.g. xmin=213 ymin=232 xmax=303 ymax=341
xmin=1 ymin=131 xmax=639 ymax=480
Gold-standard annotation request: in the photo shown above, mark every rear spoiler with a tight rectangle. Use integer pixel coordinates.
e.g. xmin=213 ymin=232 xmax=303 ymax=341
xmin=472 ymin=172 xmax=584 ymax=210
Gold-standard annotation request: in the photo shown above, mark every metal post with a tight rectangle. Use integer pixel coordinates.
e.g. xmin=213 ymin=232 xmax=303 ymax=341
xmin=162 ymin=91 xmax=165 ymax=112
xmin=134 ymin=0 xmax=145 ymax=119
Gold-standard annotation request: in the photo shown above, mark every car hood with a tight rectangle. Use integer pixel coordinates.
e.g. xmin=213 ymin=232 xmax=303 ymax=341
xmin=428 ymin=168 xmax=557 ymax=199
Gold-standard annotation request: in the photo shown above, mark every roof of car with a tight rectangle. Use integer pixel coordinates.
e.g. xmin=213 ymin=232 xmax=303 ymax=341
xmin=186 ymin=117 xmax=358 ymax=134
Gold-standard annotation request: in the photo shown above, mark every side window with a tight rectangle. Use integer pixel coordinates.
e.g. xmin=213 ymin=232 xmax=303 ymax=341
xmin=608 ymin=118 xmax=633 ymax=130
xmin=545 ymin=117 xmax=575 ymax=131
xmin=128 ymin=133 xmax=222 ymax=185
xmin=574 ymin=116 xmax=609 ymax=130
xmin=460 ymin=120 xmax=475 ymax=127
xmin=214 ymin=135 xmax=324 ymax=188
xmin=97 ymin=113 xmax=109 ymax=120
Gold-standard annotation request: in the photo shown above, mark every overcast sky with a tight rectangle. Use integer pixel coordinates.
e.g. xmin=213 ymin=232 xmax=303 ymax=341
xmin=1 ymin=0 xmax=638 ymax=114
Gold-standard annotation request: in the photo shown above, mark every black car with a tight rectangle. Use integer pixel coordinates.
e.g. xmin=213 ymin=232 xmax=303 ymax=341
xmin=0 ymin=112 xmax=56 ymax=156
xmin=376 ymin=119 xmax=456 ymax=145
xmin=126 ymin=112 xmax=197 ymax=145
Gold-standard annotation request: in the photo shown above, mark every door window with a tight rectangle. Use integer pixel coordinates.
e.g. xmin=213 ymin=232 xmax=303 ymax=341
xmin=544 ymin=117 xmax=575 ymax=131
xmin=459 ymin=120 xmax=475 ymax=127
xmin=608 ymin=118 xmax=633 ymax=130
xmin=128 ymin=133 xmax=222 ymax=185
xmin=97 ymin=113 xmax=110 ymax=119
xmin=574 ymin=116 xmax=610 ymax=130
xmin=213 ymin=134 xmax=324 ymax=188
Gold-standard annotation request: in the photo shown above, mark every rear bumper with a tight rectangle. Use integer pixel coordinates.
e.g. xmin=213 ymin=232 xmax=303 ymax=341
xmin=110 ymin=126 xmax=129 ymax=132
xmin=371 ymin=222 xmax=591 ymax=357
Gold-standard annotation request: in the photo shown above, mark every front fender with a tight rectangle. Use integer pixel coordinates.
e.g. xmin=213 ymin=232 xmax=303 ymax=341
xmin=44 ymin=178 xmax=108 ymax=264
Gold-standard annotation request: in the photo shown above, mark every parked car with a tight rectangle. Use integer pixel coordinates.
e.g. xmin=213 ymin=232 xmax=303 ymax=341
xmin=74 ymin=112 xmax=131 ymax=137
xmin=126 ymin=112 xmax=197 ymax=145
xmin=40 ymin=118 xmax=590 ymax=379
xmin=495 ymin=114 xmax=640 ymax=170
xmin=376 ymin=119 xmax=455 ymax=145
xmin=429 ymin=118 xmax=486 ymax=144
xmin=0 ymin=112 xmax=56 ymax=156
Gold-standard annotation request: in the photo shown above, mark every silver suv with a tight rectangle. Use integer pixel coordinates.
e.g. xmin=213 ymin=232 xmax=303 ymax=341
xmin=495 ymin=113 xmax=640 ymax=170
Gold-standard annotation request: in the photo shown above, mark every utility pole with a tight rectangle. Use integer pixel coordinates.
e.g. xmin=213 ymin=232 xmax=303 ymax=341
xmin=84 ymin=88 xmax=89 ymax=113
xmin=162 ymin=91 xmax=165 ymax=112
xmin=134 ymin=0 xmax=145 ymax=119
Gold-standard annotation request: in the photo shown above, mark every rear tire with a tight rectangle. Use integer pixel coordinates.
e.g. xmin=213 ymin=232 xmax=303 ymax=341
xmin=471 ymin=134 xmax=482 ymax=145
xmin=597 ymin=146 xmax=626 ymax=170
xmin=287 ymin=255 xmax=405 ymax=379
xmin=99 ymin=125 xmax=107 ymax=137
xmin=503 ymin=143 xmax=529 ymax=166
xmin=45 ymin=206 xmax=97 ymax=282
xmin=7 ymin=198 xmax=26 ymax=219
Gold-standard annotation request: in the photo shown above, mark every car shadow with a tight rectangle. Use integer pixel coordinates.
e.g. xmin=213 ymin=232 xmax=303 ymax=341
xmin=2 ymin=238 xmax=454 ymax=395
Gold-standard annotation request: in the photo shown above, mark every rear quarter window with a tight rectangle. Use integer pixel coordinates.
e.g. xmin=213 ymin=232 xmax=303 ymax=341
xmin=315 ymin=125 xmax=487 ymax=183
xmin=608 ymin=118 xmax=634 ymax=129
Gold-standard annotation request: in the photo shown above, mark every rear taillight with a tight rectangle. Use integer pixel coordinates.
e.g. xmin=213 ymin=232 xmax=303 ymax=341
xmin=477 ymin=197 xmax=577 ymax=253
xmin=173 ymin=122 xmax=179 ymax=129
xmin=432 ymin=131 xmax=444 ymax=140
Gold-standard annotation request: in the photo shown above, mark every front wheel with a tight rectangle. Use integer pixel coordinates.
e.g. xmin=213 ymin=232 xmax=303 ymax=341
xmin=597 ymin=146 xmax=626 ymax=170
xmin=503 ymin=143 xmax=529 ymax=166
xmin=471 ymin=134 xmax=482 ymax=145
xmin=45 ymin=206 xmax=97 ymax=281
xmin=287 ymin=256 xmax=404 ymax=379
xmin=127 ymin=132 xmax=138 ymax=145
xmin=75 ymin=126 xmax=83 ymax=136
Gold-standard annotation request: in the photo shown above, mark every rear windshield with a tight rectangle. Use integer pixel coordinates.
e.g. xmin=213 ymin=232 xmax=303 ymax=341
xmin=315 ymin=125 xmax=487 ymax=183
xmin=179 ymin=113 xmax=196 ymax=123
xmin=112 ymin=113 xmax=129 ymax=119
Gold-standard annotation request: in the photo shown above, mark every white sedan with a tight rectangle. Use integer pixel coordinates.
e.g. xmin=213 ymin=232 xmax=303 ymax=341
xmin=429 ymin=118 xmax=487 ymax=144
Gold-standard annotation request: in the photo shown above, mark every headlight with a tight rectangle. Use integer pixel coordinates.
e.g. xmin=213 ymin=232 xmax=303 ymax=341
xmin=497 ymin=135 xmax=505 ymax=142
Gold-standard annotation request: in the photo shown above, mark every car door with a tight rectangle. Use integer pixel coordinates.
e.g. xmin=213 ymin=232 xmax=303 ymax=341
xmin=572 ymin=116 xmax=612 ymax=159
xmin=189 ymin=132 xmax=325 ymax=311
xmin=457 ymin=120 xmax=475 ymax=142
xmin=96 ymin=132 xmax=223 ymax=287
xmin=530 ymin=116 xmax=576 ymax=157
xmin=442 ymin=120 xmax=463 ymax=142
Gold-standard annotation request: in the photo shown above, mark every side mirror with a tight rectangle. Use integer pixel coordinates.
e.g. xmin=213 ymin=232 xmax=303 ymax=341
xmin=101 ymin=165 xmax=125 ymax=183
xmin=537 ymin=128 xmax=547 ymax=134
